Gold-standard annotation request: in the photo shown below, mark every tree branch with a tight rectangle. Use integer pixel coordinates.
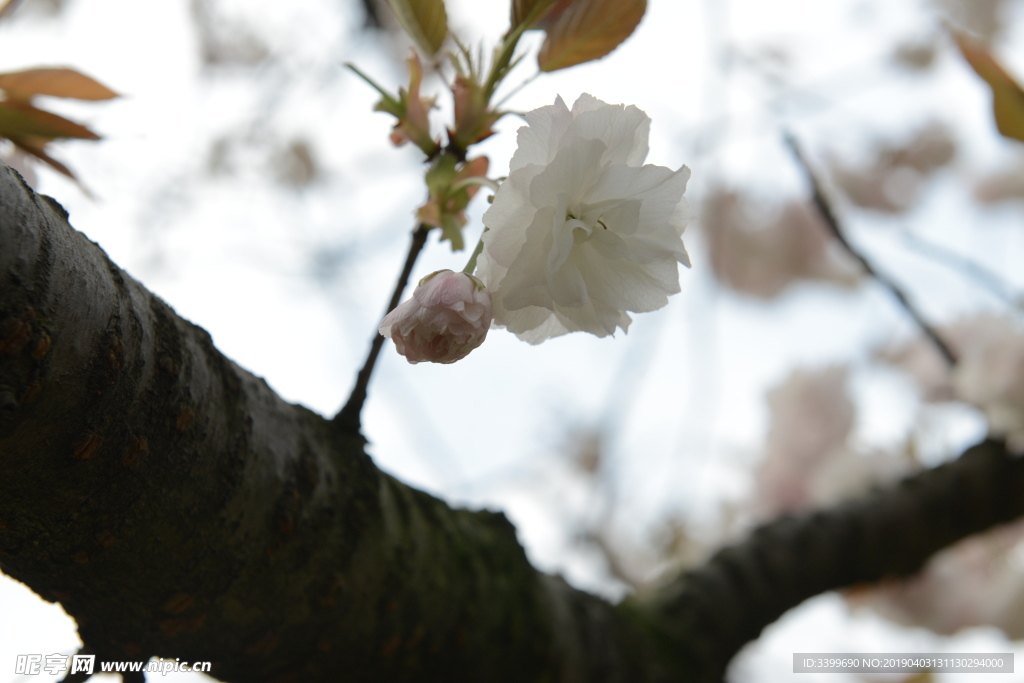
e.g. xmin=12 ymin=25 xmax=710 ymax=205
xmin=334 ymin=223 xmax=429 ymax=434
xmin=3 ymin=162 xmax=1023 ymax=682
xmin=785 ymin=134 xmax=958 ymax=366
xmin=652 ymin=439 xmax=1024 ymax=681
xmin=897 ymin=228 xmax=1022 ymax=309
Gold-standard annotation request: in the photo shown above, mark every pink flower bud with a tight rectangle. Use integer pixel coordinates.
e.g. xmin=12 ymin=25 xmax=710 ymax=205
xmin=380 ymin=270 xmax=492 ymax=364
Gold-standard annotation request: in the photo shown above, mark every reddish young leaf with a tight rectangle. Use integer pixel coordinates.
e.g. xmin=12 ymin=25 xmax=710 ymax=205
xmin=537 ymin=0 xmax=646 ymax=72
xmin=0 ymin=101 xmax=101 ymax=140
xmin=0 ymin=67 xmax=118 ymax=101
xmin=0 ymin=0 xmax=20 ymax=20
xmin=6 ymin=132 xmax=96 ymax=196
xmin=6 ymin=134 xmax=79 ymax=182
xmin=389 ymin=53 xmax=439 ymax=155
xmin=385 ymin=0 xmax=448 ymax=56
xmin=954 ymin=32 xmax=1024 ymax=143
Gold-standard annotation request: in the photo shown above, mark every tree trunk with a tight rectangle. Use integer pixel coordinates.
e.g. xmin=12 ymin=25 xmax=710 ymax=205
xmin=2 ymin=162 xmax=1023 ymax=682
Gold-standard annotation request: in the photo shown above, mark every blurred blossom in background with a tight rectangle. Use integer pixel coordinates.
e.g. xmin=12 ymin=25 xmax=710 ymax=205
xmin=5 ymin=0 xmax=1024 ymax=680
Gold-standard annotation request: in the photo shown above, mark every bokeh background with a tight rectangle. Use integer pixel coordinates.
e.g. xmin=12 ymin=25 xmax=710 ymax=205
xmin=4 ymin=0 xmax=1024 ymax=680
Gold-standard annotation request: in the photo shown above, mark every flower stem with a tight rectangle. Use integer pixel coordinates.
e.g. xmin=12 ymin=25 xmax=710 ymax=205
xmin=344 ymin=62 xmax=397 ymax=104
xmin=334 ymin=223 xmax=431 ymax=434
xmin=462 ymin=228 xmax=488 ymax=275
xmin=451 ymin=176 xmax=500 ymax=194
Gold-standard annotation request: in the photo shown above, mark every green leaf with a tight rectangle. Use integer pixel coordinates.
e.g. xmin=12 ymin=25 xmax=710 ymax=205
xmin=439 ymin=214 xmax=464 ymax=251
xmin=537 ymin=0 xmax=646 ymax=72
xmin=954 ymin=31 xmax=1024 ymax=143
xmin=417 ymin=155 xmax=489 ymax=251
xmin=424 ymin=153 xmax=458 ymax=197
xmin=0 ymin=67 xmax=119 ymax=101
xmin=345 ymin=63 xmax=403 ymax=117
xmin=385 ymin=0 xmax=449 ymax=56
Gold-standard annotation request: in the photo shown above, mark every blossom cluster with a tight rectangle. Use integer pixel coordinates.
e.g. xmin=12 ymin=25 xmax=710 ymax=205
xmin=381 ymin=94 xmax=691 ymax=363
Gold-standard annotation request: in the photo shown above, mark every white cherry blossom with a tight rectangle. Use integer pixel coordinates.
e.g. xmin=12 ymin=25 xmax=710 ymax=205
xmin=477 ymin=94 xmax=691 ymax=343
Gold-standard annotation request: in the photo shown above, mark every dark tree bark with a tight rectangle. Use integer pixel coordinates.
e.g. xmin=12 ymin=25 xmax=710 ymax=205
xmin=2 ymin=161 xmax=1023 ymax=682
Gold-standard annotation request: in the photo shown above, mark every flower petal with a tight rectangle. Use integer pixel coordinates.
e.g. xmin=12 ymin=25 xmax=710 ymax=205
xmin=570 ymin=95 xmax=650 ymax=167
xmin=509 ymin=95 xmax=573 ymax=170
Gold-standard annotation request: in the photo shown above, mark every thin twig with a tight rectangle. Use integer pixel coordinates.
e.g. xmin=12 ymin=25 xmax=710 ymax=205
xmin=494 ymin=70 xmax=540 ymax=109
xmin=334 ymin=223 xmax=431 ymax=433
xmin=898 ymin=229 xmax=1022 ymax=309
xmin=784 ymin=133 xmax=957 ymax=366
